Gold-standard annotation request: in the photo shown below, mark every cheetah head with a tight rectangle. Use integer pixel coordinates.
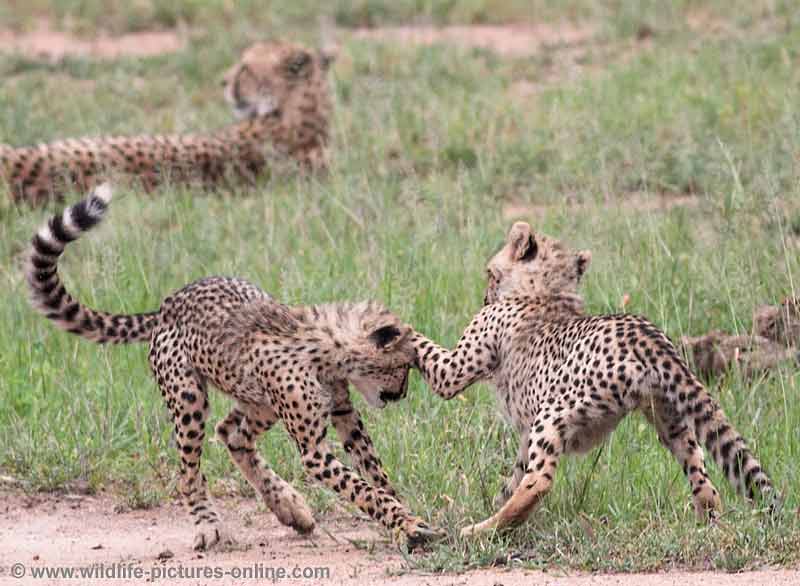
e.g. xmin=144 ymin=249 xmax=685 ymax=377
xmin=222 ymin=40 xmax=334 ymax=120
xmin=337 ymin=304 xmax=415 ymax=409
xmin=484 ymin=221 xmax=592 ymax=304
xmin=753 ymin=297 xmax=800 ymax=346
xmin=753 ymin=305 xmax=781 ymax=341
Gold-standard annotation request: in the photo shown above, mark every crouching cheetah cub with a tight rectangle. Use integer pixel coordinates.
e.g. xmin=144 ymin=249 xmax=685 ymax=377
xmin=413 ymin=222 xmax=779 ymax=537
xmin=25 ymin=185 xmax=441 ymax=550
xmin=3 ymin=40 xmax=333 ymax=205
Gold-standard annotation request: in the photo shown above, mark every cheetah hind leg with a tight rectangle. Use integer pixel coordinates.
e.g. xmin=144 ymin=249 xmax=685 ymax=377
xmin=462 ymin=427 xmax=561 ymax=537
xmin=642 ymin=398 xmax=721 ymax=521
xmin=149 ymin=337 xmax=228 ymax=551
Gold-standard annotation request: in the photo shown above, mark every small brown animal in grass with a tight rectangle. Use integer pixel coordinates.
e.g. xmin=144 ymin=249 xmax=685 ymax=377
xmin=680 ymin=330 xmax=799 ymax=379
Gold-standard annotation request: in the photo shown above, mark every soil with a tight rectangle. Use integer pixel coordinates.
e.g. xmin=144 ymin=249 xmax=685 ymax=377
xmin=1 ymin=491 xmax=798 ymax=586
xmin=351 ymin=23 xmax=595 ymax=57
xmin=0 ymin=20 xmax=183 ymax=60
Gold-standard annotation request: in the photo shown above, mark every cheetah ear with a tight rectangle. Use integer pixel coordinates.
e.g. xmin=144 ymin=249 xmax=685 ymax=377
xmin=508 ymin=222 xmax=537 ymax=262
xmin=576 ymin=250 xmax=592 ymax=279
xmin=368 ymin=324 xmax=407 ymax=350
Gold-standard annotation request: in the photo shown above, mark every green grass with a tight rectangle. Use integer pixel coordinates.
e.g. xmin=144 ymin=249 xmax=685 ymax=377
xmin=1 ymin=0 xmax=799 ymax=574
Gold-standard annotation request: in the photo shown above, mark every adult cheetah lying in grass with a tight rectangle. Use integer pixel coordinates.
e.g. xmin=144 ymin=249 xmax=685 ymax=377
xmin=412 ymin=222 xmax=780 ymax=536
xmin=3 ymin=40 xmax=333 ymax=206
xmin=25 ymin=185 xmax=441 ymax=550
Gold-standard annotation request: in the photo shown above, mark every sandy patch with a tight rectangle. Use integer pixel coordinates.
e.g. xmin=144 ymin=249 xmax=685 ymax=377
xmin=351 ymin=24 xmax=595 ymax=58
xmin=349 ymin=23 xmax=653 ymax=96
xmin=0 ymin=20 xmax=184 ymax=60
xmin=1 ymin=491 xmax=798 ymax=586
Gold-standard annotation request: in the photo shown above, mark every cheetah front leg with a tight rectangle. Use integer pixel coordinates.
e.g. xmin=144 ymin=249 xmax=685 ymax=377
xmin=278 ymin=396 xmax=442 ymax=547
xmin=330 ymin=382 xmax=398 ymax=496
xmin=216 ymin=405 xmax=315 ymax=534
xmin=462 ymin=424 xmax=562 ymax=537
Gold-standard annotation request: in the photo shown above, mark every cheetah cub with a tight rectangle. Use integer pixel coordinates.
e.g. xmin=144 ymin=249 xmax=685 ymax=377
xmin=413 ymin=222 xmax=779 ymax=536
xmin=25 ymin=185 xmax=441 ymax=550
xmin=3 ymin=40 xmax=333 ymax=205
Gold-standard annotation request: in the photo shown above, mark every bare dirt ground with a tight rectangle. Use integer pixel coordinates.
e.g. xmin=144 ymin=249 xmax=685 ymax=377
xmin=351 ymin=23 xmax=596 ymax=57
xmin=350 ymin=23 xmax=652 ymax=97
xmin=0 ymin=20 xmax=183 ymax=60
xmin=1 ymin=491 xmax=798 ymax=586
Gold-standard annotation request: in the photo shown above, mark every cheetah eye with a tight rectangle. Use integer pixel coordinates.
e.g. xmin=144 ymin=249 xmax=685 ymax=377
xmin=286 ymin=52 xmax=311 ymax=75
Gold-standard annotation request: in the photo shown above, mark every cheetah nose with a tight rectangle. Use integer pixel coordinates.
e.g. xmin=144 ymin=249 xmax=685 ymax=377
xmin=379 ymin=388 xmax=404 ymax=404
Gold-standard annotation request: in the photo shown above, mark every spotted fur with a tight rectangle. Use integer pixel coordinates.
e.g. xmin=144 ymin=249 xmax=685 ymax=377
xmin=3 ymin=40 xmax=333 ymax=205
xmin=25 ymin=185 xmax=442 ymax=550
xmin=413 ymin=221 xmax=779 ymax=536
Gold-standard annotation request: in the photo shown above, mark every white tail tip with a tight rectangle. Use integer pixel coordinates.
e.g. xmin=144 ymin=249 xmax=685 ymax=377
xmin=93 ymin=183 xmax=114 ymax=204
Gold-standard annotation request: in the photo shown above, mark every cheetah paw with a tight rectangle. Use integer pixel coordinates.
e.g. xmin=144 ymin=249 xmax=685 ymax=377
xmin=272 ymin=496 xmax=315 ymax=534
xmin=398 ymin=517 xmax=446 ymax=550
xmin=192 ymin=522 xmax=232 ymax=551
xmin=692 ymin=488 xmax=722 ymax=524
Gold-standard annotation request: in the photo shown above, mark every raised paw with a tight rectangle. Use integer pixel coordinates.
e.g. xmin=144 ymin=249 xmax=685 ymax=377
xmin=271 ymin=493 xmax=315 ymax=534
xmin=398 ymin=516 xmax=446 ymax=550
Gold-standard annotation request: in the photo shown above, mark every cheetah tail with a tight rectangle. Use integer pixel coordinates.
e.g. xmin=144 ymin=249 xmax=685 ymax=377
xmin=25 ymin=184 xmax=159 ymax=344
xmin=676 ymin=364 xmax=779 ymax=510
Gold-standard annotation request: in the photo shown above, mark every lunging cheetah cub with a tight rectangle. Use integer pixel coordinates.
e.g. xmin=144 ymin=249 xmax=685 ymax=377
xmin=413 ymin=222 xmax=779 ymax=536
xmin=25 ymin=185 xmax=441 ymax=550
xmin=3 ymin=40 xmax=333 ymax=205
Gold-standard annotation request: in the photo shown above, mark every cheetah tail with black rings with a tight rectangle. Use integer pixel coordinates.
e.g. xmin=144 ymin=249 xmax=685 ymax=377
xmin=25 ymin=183 xmax=160 ymax=344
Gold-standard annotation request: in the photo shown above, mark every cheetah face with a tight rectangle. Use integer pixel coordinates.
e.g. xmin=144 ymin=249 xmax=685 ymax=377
xmin=347 ymin=323 xmax=415 ymax=409
xmin=484 ymin=221 xmax=592 ymax=304
xmin=221 ymin=41 xmax=334 ymax=120
xmin=753 ymin=307 xmax=779 ymax=340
